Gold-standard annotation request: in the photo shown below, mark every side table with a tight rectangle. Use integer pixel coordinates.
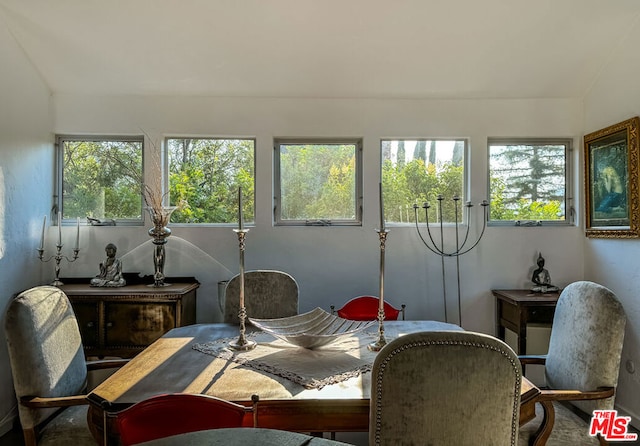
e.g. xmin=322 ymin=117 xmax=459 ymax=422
xmin=492 ymin=289 xmax=559 ymax=355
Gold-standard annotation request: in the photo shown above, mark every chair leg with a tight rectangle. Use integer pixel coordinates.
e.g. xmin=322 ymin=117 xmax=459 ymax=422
xmin=251 ymin=394 xmax=260 ymax=428
xmin=529 ymin=401 xmax=555 ymax=446
xmin=22 ymin=427 xmax=37 ymax=446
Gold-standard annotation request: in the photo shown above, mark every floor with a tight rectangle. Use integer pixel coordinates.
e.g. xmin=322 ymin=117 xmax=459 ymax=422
xmin=0 ymin=425 xmax=23 ymax=446
xmin=519 ymin=402 xmax=640 ymax=446
xmin=1 ymin=412 xmax=637 ymax=446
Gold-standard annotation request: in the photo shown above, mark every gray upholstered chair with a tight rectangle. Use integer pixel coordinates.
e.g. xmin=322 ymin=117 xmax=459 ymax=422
xmin=518 ymin=281 xmax=627 ymax=446
xmin=4 ymin=285 xmax=128 ymax=446
xmin=224 ymin=270 xmax=298 ymax=324
xmin=370 ymin=330 xmax=522 ymax=446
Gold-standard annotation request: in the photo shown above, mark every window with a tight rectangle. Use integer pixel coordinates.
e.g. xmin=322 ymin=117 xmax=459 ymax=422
xmin=274 ymin=139 xmax=362 ymax=225
xmin=166 ymin=138 xmax=255 ymax=224
xmin=57 ymin=135 xmax=144 ymax=222
xmin=488 ymin=138 xmax=572 ymax=225
xmin=381 ymin=139 xmax=466 ymax=224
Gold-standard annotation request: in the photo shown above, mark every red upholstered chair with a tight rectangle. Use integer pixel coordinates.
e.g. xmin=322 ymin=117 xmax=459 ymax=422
xmin=116 ymin=393 xmax=259 ymax=446
xmin=331 ymin=295 xmax=406 ymax=321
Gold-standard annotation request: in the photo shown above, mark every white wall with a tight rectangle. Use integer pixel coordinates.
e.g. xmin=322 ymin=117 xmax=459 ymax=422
xmin=583 ymin=17 xmax=640 ymax=427
xmin=53 ymin=94 xmax=585 ymax=333
xmin=0 ymin=18 xmax=53 ymax=435
xmin=6 ymin=10 xmax=624 ymax=433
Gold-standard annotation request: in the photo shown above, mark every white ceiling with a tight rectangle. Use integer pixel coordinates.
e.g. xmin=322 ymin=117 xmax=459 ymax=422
xmin=1 ymin=0 xmax=639 ymax=100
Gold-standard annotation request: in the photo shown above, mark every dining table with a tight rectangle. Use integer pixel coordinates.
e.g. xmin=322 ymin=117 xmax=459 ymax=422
xmin=87 ymin=319 xmax=540 ymax=445
xmin=136 ymin=427 xmax=353 ymax=446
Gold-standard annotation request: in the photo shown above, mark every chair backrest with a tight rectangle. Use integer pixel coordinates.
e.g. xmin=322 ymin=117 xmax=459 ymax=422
xmin=335 ymin=295 xmax=404 ymax=321
xmin=224 ymin=270 xmax=298 ymax=324
xmin=545 ymin=280 xmax=626 ymax=414
xmin=370 ymin=331 xmax=521 ymax=446
xmin=4 ymin=286 xmax=88 ymax=430
xmin=116 ymin=393 xmax=254 ymax=445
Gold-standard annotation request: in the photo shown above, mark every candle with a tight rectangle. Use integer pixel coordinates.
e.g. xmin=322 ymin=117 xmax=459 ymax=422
xmin=238 ymin=186 xmax=244 ymax=230
xmin=39 ymin=216 xmax=46 ymax=250
xmin=57 ymin=212 xmax=62 ymax=246
xmin=75 ymin=217 xmax=80 ymax=250
xmin=379 ymin=182 xmax=385 ymax=231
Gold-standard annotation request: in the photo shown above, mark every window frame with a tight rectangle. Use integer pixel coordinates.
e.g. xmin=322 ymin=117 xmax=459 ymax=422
xmin=56 ymin=134 xmax=145 ymax=225
xmin=274 ymin=138 xmax=363 ymax=226
xmin=487 ymin=137 xmax=573 ymax=227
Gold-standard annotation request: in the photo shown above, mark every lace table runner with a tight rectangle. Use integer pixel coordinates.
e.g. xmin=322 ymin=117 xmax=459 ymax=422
xmin=193 ymin=330 xmax=379 ymax=390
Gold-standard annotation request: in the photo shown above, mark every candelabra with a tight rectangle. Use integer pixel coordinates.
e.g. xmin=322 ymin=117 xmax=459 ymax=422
xmin=229 ymin=187 xmax=256 ymax=351
xmin=413 ymin=195 xmax=488 ymax=326
xmin=37 ymin=213 xmax=80 ymax=287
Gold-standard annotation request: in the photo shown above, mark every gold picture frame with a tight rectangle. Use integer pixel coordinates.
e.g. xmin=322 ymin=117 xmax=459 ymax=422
xmin=584 ymin=117 xmax=640 ymax=238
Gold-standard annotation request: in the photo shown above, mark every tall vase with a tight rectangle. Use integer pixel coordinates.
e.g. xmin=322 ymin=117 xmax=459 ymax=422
xmin=147 ymin=206 xmax=177 ymax=287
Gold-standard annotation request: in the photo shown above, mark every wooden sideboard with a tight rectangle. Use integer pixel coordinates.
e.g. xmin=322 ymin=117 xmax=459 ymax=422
xmin=60 ymin=279 xmax=199 ymax=358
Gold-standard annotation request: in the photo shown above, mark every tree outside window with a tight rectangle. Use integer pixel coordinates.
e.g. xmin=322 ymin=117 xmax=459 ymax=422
xmin=381 ymin=139 xmax=465 ymax=224
xmin=275 ymin=139 xmax=362 ymax=225
xmin=166 ymin=138 xmax=255 ymax=224
xmin=488 ymin=139 xmax=570 ymax=224
xmin=58 ymin=135 xmax=144 ymax=221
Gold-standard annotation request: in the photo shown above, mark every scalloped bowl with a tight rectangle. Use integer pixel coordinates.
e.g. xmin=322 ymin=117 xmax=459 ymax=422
xmin=249 ymin=307 xmax=376 ymax=349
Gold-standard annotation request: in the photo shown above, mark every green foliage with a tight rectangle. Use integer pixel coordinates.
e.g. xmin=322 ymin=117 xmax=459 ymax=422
xmin=62 ymin=139 xmax=143 ymax=219
xmin=168 ymin=138 xmax=255 ymax=224
xmin=489 ymin=143 xmax=566 ymax=221
xmin=64 ymin=136 xmax=562 ymax=226
xmin=279 ymin=143 xmax=357 ymax=220
xmin=382 ymin=158 xmax=464 ymax=223
xmin=490 ymin=175 xmax=563 ymax=221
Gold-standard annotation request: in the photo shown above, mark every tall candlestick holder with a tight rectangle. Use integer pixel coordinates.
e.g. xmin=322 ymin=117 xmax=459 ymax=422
xmin=228 ymin=228 xmax=257 ymax=351
xmin=368 ymin=227 xmax=389 ymax=352
xmin=38 ymin=244 xmax=80 ymax=287
xmin=413 ymin=196 xmax=488 ymax=326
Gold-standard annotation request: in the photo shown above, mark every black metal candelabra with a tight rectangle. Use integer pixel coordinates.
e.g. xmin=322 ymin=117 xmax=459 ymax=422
xmin=413 ymin=195 xmax=488 ymax=326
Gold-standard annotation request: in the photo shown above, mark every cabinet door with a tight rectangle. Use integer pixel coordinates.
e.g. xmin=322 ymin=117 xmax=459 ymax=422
xmin=104 ymin=302 xmax=176 ymax=347
xmin=72 ymin=302 xmax=100 ymax=349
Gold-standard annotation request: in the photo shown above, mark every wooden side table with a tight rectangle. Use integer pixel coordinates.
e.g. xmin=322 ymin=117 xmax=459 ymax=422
xmin=492 ymin=289 xmax=559 ymax=355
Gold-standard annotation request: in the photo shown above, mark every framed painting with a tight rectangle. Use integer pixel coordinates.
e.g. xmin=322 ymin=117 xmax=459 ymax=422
xmin=584 ymin=116 xmax=640 ymax=238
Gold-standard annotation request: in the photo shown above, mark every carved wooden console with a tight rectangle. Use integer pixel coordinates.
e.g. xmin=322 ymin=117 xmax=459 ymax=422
xmin=60 ymin=278 xmax=199 ymax=358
